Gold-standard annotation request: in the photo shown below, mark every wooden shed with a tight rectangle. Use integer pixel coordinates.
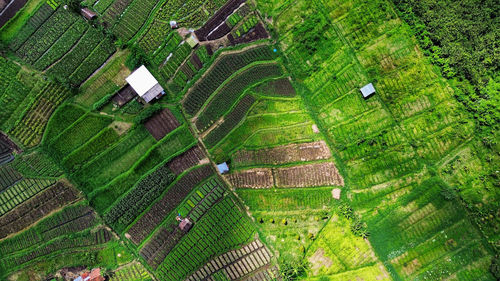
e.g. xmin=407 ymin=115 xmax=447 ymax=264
xmin=81 ymin=8 xmax=97 ymax=20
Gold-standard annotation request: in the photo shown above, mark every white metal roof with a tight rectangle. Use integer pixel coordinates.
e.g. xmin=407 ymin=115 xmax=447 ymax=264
xmin=125 ymin=65 xmax=159 ymax=97
xmin=217 ymin=162 xmax=229 ymax=174
xmin=360 ymin=83 xmax=375 ymax=98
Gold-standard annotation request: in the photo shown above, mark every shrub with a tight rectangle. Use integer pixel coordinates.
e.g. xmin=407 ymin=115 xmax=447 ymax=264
xmin=92 ymin=93 xmax=114 ymax=111
xmin=133 ymin=104 xmax=162 ymax=124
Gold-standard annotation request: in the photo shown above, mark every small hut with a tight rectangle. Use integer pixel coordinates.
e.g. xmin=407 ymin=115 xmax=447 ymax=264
xmin=179 ymin=218 xmax=193 ymax=232
xmin=81 ymin=8 xmax=97 ymax=21
xmin=217 ymin=162 xmax=229 ymax=174
xmin=360 ymin=83 xmax=375 ymax=98
xmin=170 ymin=20 xmax=178 ymax=29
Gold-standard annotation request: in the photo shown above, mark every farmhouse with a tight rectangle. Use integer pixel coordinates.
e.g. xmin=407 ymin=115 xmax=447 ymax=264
xmin=217 ymin=162 xmax=229 ymax=174
xmin=126 ymin=65 xmax=165 ymax=103
xmin=360 ymin=83 xmax=375 ymax=98
xmin=80 ymin=8 xmax=97 ymax=21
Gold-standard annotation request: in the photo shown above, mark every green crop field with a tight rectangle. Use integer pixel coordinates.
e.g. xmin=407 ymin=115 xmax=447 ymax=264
xmin=0 ymin=0 xmax=497 ymax=280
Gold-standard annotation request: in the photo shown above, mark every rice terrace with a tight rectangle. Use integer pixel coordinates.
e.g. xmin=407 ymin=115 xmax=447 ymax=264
xmin=0 ymin=0 xmax=497 ymax=280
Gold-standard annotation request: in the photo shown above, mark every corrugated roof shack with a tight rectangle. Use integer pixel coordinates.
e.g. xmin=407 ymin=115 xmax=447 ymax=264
xmin=179 ymin=218 xmax=193 ymax=232
xmin=80 ymin=8 xmax=97 ymax=21
xmin=126 ymin=65 xmax=165 ymax=103
xmin=360 ymin=83 xmax=375 ymax=99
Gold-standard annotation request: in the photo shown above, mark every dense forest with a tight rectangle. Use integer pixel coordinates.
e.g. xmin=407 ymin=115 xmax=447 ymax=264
xmin=392 ymin=0 xmax=499 ymax=135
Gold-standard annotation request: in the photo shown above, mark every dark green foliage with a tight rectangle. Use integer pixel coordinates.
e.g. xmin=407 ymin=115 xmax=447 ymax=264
xmin=279 ymin=259 xmax=308 ymax=281
xmin=133 ymin=104 xmax=163 ymax=124
xmin=392 ymin=0 xmax=500 ymax=135
xmin=204 ymin=95 xmax=256 ymax=148
xmin=47 ymin=113 xmax=113 ymax=160
xmin=196 ymin=63 xmax=283 ymax=132
xmin=491 ymin=255 xmax=500 ymax=279
xmin=62 ymin=127 xmax=120 ymax=171
xmin=92 ymin=93 xmax=114 ymax=111
xmin=125 ymin=45 xmax=148 ymax=70
xmin=103 ymin=164 xmax=175 ymax=233
xmin=43 ymin=104 xmax=86 ymax=144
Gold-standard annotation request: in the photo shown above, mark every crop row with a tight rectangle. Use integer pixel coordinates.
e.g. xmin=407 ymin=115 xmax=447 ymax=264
xmin=167 ymin=146 xmax=205 ymax=175
xmin=151 ymin=32 xmax=183 ymax=66
xmin=33 ymin=20 xmax=89 ymax=71
xmin=232 ymin=141 xmax=331 ymax=167
xmin=158 ymin=42 xmax=192 ymax=81
xmin=139 ymin=176 xmax=226 ymax=268
xmin=183 ymin=45 xmax=275 ymax=115
xmin=156 ymin=196 xmax=254 ymax=281
xmin=101 ymin=0 xmax=134 ymax=25
xmin=109 ymin=262 xmax=152 ymax=281
xmin=68 ymin=37 xmax=116 ymax=85
xmin=204 ymin=94 xmax=256 ymax=148
xmin=112 ymin=0 xmax=157 ymax=41
xmin=47 ymin=27 xmax=106 ymax=80
xmin=47 ymin=112 xmax=113 ymax=160
xmin=127 ymin=165 xmax=214 ymax=244
xmin=0 ymin=80 xmax=30 ymax=128
xmin=94 ymin=0 xmax=115 ymax=14
xmin=252 ymin=78 xmax=296 ymax=97
xmin=0 ymin=182 xmax=79 ymax=239
xmin=186 ymin=240 xmax=271 ymax=280
xmin=8 ymin=4 xmax=55 ymax=51
xmin=0 ymin=178 xmax=55 ymax=216
xmin=194 ymin=0 xmax=245 ymax=41
xmin=196 ymin=63 xmax=282 ymax=132
xmin=144 ymin=108 xmax=181 ymax=141
xmin=16 ymin=8 xmax=79 ymax=65
xmin=0 ymin=204 xmax=96 ymax=255
xmin=10 ymin=83 xmax=72 ymax=147
xmin=10 ymin=150 xmax=62 ymax=178
xmin=0 ymin=166 xmax=22 ymax=191
xmin=0 ymin=228 xmax=111 ymax=271
xmin=138 ymin=20 xmax=170 ymax=54
xmin=104 ymin=163 xmax=176 ymax=233
xmin=62 ymin=127 xmax=120 ymax=171
xmin=43 ymin=103 xmax=86 ymax=143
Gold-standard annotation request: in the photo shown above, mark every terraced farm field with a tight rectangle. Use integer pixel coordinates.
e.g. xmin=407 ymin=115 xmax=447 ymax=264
xmin=0 ymin=0 xmax=497 ymax=280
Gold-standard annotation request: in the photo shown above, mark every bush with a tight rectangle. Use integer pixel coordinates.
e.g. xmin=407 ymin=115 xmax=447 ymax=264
xmin=133 ymin=104 xmax=163 ymax=124
xmin=92 ymin=94 xmax=114 ymax=111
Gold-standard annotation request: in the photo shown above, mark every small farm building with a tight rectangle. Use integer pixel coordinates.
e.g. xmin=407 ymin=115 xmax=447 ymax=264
xmin=360 ymin=83 xmax=375 ymax=98
xmin=170 ymin=20 xmax=178 ymax=29
xmin=217 ymin=162 xmax=229 ymax=174
xmin=80 ymin=8 xmax=97 ymax=20
xmin=179 ymin=218 xmax=193 ymax=232
xmin=186 ymin=34 xmax=199 ymax=48
xmin=126 ymin=65 xmax=164 ymax=103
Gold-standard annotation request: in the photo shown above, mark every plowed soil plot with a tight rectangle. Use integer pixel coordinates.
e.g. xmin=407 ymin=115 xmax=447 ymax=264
xmin=0 ymin=0 xmax=27 ymax=28
xmin=167 ymin=146 xmax=206 ymax=175
xmin=195 ymin=0 xmax=246 ymax=41
xmin=232 ymin=141 xmax=331 ymax=167
xmin=144 ymin=108 xmax=180 ymax=140
xmin=228 ymin=23 xmax=269 ymax=46
xmin=253 ymin=77 xmax=296 ymax=97
xmin=112 ymin=84 xmax=136 ymax=107
xmin=275 ymin=162 xmax=344 ymax=188
xmin=127 ymin=165 xmax=213 ymax=244
xmin=0 ymin=182 xmax=79 ymax=238
xmin=190 ymin=54 xmax=203 ymax=70
xmin=225 ymin=168 xmax=273 ymax=189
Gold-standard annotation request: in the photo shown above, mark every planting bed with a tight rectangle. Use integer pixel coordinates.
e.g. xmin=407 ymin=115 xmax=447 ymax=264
xmin=144 ymin=108 xmax=181 ymax=141
xmin=0 ymin=178 xmax=55 ymax=216
xmin=0 ymin=166 xmax=22 ymax=191
xmin=111 ymin=84 xmax=136 ymax=107
xmin=183 ymin=44 xmax=276 ymax=115
xmin=195 ymin=0 xmax=246 ymax=41
xmin=195 ymin=63 xmax=283 ymax=132
xmin=228 ymin=22 xmax=269 ymax=45
xmin=232 ymin=141 xmax=331 ymax=167
xmin=0 ymin=181 xmax=80 ymax=239
xmin=274 ymin=162 xmax=344 ymax=188
xmin=252 ymin=77 xmax=296 ymax=97
xmin=226 ymin=168 xmax=273 ymax=189
xmin=126 ymin=165 xmax=213 ymax=244
xmin=0 ymin=0 xmax=27 ymax=27
xmin=186 ymin=239 xmax=272 ymax=280
xmin=166 ymin=146 xmax=205 ymax=175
